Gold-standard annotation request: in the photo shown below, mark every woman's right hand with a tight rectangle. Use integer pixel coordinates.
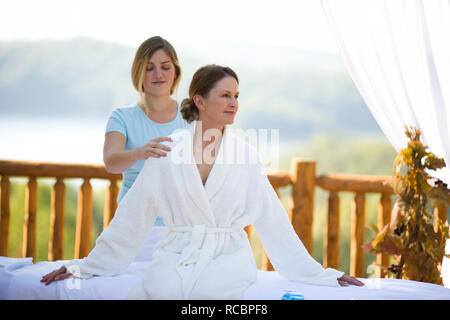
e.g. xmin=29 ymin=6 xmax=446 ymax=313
xmin=40 ymin=266 xmax=73 ymax=286
xmin=104 ymin=133 xmax=174 ymax=173
xmin=134 ymin=136 xmax=173 ymax=160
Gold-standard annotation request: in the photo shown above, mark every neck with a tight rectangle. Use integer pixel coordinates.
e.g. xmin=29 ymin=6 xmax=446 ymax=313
xmin=193 ymin=119 xmax=224 ymax=164
xmin=197 ymin=117 xmax=225 ymax=136
xmin=140 ymin=94 xmax=174 ymax=114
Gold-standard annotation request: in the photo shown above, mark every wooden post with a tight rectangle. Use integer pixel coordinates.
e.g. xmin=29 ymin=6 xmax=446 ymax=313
xmin=324 ymin=191 xmax=340 ymax=269
xmin=75 ymin=178 xmax=93 ymax=259
xmin=0 ymin=175 xmax=10 ymax=256
xmin=261 ymin=247 xmax=274 ymax=271
xmin=49 ymin=178 xmax=65 ymax=261
xmin=290 ymin=159 xmax=315 ymax=255
xmin=244 ymin=225 xmax=251 ymax=239
xmin=350 ymin=192 xmax=366 ymax=277
xmin=103 ymin=179 xmax=118 ymax=230
xmin=377 ymin=193 xmax=391 ymax=277
xmin=22 ymin=176 xmax=38 ymax=260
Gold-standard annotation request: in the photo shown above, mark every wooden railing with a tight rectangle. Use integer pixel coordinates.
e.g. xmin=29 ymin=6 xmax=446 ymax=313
xmin=0 ymin=160 xmax=121 ymax=261
xmin=1 ymin=159 xmax=447 ymax=278
xmin=315 ymin=171 xmax=447 ymax=278
xmin=315 ymin=173 xmax=394 ymax=278
xmin=0 ymin=159 xmax=307 ymax=271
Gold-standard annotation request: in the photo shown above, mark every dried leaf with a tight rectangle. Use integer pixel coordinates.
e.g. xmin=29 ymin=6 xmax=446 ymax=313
xmin=427 ymin=186 xmax=450 ymax=207
xmin=423 ymin=154 xmax=446 ymax=171
xmin=379 ymin=233 xmax=404 ymax=255
xmin=366 ymin=223 xmax=379 ymax=234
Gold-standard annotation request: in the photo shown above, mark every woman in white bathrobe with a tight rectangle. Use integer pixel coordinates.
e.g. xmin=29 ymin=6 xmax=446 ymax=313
xmin=41 ymin=64 xmax=364 ymax=299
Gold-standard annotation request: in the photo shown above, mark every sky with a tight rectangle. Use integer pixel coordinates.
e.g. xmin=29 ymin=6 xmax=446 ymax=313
xmin=0 ymin=0 xmax=342 ymax=165
xmin=0 ymin=0 xmax=339 ymax=53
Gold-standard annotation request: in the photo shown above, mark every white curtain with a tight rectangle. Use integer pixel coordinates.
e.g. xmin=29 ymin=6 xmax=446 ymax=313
xmin=320 ymin=0 xmax=450 ymax=186
xmin=320 ymin=0 xmax=450 ymax=287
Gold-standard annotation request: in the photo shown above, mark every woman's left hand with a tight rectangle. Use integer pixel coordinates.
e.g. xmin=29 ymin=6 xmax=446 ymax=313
xmin=41 ymin=266 xmax=73 ymax=285
xmin=337 ymin=275 xmax=365 ymax=286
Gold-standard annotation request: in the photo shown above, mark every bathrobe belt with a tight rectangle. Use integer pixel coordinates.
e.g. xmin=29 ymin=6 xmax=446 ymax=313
xmin=168 ymin=224 xmax=243 ymax=299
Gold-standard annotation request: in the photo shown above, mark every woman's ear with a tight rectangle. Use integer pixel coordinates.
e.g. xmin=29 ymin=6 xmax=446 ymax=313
xmin=193 ymin=94 xmax=206 ymax=111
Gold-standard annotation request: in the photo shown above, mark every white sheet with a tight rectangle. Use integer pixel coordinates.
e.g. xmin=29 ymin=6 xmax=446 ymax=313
xmin=242 ymin=269 xmax=450 ymax=300
xmin=2 ymin=257 xmax=450 ymax=300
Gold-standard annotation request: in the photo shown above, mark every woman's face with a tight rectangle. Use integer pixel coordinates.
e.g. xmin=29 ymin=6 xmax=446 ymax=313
xmin=196 ymin=76 xmax=239 ymax=128
xmin=143 ymin=48 xmax=176 ymax=96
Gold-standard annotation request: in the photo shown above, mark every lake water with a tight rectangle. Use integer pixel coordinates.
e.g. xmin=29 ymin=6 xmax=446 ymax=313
xmin=0 ymin=116 xmax=293 ymax=168
xmin=0 ymin=116 xmax=109 ymax=165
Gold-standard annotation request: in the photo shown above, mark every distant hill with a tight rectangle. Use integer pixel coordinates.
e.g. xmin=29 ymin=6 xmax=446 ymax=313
xmin=0 ymin=37 xmax=382 ymax=140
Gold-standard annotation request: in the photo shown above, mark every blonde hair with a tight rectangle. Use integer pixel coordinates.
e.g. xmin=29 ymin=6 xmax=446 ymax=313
xmin=181 ymin=64 xmax=239 ymax=123
xmin=131 ymin=36 xmax=181 ymax=99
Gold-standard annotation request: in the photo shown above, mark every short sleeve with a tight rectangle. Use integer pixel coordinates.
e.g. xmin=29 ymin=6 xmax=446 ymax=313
xmin=105 ymin=110 xmax=127 ymax=138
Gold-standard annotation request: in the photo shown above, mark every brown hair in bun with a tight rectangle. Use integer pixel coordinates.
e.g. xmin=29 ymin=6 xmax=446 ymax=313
xmin=180 ymin=64 xmax=238 ymax=123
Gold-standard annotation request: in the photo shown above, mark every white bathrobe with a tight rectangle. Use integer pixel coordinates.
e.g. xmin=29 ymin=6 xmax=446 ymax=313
xmin=65 ymin=121 xmax=344 ymax=299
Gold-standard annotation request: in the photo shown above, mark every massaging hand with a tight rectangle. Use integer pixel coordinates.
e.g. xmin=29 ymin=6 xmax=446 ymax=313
xmin=135 ymin=136 xmax=173 ymax=159
xmin=337 ymin=275 xmax=365 ymax=286
xmin=41 ymin=266 xmax=73 ymax=285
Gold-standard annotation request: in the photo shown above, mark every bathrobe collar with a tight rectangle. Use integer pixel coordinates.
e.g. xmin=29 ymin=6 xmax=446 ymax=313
xmin=179 ymin=120 xmax=232 ymax=226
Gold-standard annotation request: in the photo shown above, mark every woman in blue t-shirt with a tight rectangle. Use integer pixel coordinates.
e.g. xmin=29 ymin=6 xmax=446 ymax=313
xmin=103 ymin=36 xmax=187 ymax=261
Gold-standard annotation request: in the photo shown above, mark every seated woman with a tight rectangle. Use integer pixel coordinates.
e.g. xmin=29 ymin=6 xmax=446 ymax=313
xmin=40 ymin=64 xmax=363 ymax=300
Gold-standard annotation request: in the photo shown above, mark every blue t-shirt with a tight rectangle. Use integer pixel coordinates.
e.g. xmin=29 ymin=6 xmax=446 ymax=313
xmin=105 ymin=103 xmax=188 ymax=226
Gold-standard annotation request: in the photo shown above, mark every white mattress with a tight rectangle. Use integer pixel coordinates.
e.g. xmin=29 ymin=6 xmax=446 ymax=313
xmin=1 ymin=256 xmax=450 ymax=300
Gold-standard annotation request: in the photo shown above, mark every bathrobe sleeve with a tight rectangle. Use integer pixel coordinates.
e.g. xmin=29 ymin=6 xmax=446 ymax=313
xmin=250 ymin=162 xmax=344 ymax=287
xmin=64 ymin=159 xmax=158 ymax=279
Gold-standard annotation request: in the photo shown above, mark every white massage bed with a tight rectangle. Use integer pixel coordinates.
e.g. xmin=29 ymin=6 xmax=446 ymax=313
xmin=2 ymin=256 xmax=450 ymax=300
